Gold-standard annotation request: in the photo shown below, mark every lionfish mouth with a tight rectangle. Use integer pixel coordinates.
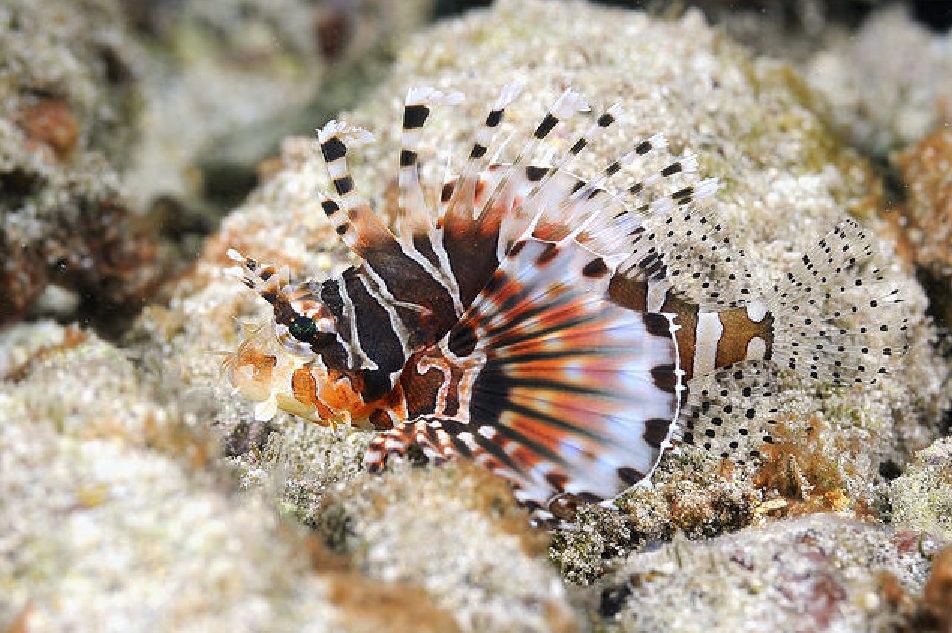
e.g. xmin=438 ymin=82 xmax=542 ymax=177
xmin=223 ymin=320 xmax=375 ymax=429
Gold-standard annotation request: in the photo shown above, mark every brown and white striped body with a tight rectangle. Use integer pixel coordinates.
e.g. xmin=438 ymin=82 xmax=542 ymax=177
xmin=607 ymin=275 xmax=774 ymax=381
xmin=225 ymin=84 xmax=903 ymax=525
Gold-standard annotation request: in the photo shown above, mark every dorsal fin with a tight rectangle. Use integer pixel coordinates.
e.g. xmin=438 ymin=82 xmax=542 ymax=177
xmin=466 ymin=87 xmax=591 ymax=224
xmin=316 ymin=121 xmax=394 ymax=256
xmin=315 ymin=121 xmax=461 ymax=334
xmin=438 ymin=87 xmax=592 ymax=307
xmin=490 ymin=102 xmax=624 ymax=247
xmin=394 ymin=87 xmax=463 ymax=243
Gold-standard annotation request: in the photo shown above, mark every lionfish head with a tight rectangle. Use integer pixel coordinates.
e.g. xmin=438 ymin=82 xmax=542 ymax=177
xmin=223 ymin=248 xmax=369 ymax=427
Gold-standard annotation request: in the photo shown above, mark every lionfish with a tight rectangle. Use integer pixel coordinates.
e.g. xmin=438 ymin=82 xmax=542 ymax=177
xmin=225 ymin=84 xmax=903 ymax=524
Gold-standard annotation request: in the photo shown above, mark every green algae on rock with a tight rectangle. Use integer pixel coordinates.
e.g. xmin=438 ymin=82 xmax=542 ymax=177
xmin=889 ymin=437 xmax=952 ymax=542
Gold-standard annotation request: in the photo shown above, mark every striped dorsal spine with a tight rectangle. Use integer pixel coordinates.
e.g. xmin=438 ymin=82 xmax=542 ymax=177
xmin=225 ymin=84 xmax=905 ymax=524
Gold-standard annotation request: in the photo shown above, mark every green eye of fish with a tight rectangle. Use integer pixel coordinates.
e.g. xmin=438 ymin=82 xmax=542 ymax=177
xmin=288 ymin=315 xmax=318 ymax=342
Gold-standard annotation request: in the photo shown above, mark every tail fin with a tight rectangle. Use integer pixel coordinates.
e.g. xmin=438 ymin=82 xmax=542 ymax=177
xmin=680 ymin=218 xmax=908 ymax=462
xmin=766 ymin=218 xmax=906 ymax=385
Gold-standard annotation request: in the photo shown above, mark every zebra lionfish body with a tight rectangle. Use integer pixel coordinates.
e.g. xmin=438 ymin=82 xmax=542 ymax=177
xmin=226 ymin=85 xmax=902 ymax=523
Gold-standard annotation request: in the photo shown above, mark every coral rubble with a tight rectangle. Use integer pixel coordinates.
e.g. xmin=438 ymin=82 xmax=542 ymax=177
xmin=0 ymin=0 xmax=160 ymax=326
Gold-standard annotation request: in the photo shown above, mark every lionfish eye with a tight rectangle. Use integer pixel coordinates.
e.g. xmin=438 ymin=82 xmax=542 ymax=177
xmin=288 ymin=315 xmax=319 ymax=342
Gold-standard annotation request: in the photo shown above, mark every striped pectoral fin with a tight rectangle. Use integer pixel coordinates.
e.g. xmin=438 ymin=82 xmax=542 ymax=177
xmin=363 ymin=415 xmax=471 ymax=473
xmin=395 ymin=237 xmax=684 ymax=521
xmin=364 ymin=423 xmax=413 ymax=473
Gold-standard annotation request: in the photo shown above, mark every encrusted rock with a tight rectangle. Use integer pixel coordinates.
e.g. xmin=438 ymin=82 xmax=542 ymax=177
xmin=0 ymin=0 xmax=160 ymax=326
xmin=592 ymin=514 xmax=939 ymax=632
xmin=894 ymin=126 xmax=952 ymax=325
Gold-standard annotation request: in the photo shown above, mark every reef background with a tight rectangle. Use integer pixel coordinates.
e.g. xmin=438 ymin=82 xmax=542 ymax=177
xmin=2 ymin=1 xmax=952 ymax=631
